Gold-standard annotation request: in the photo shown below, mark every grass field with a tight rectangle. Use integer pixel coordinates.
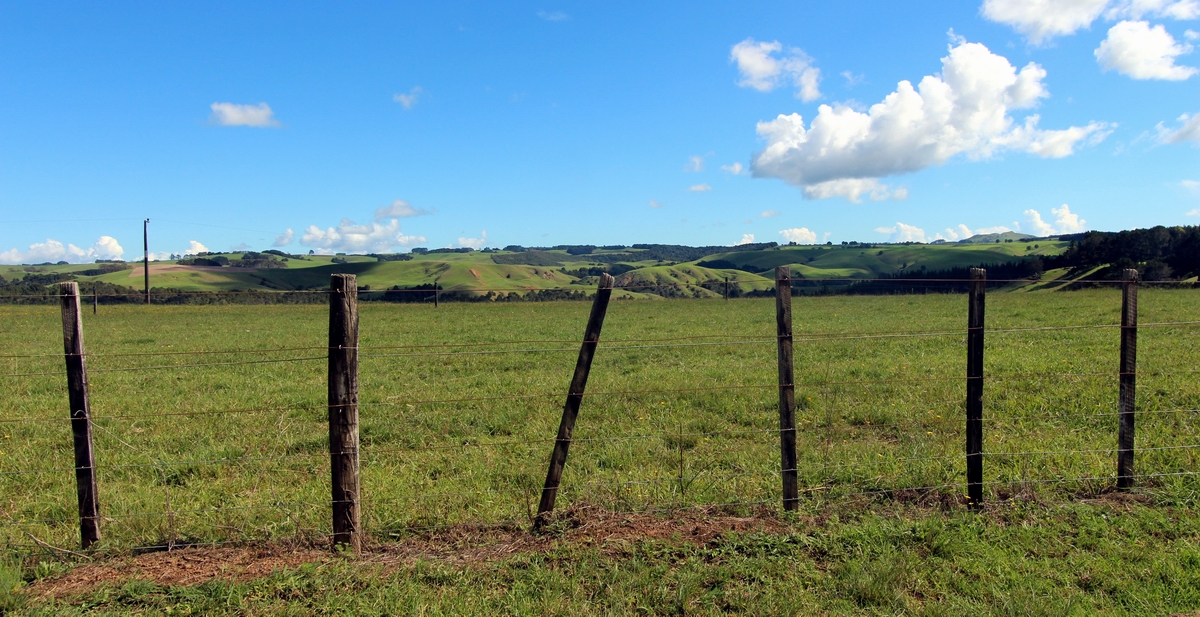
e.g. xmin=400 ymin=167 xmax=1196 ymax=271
xmin=3 ymin=288 xmax=1200 ymax=613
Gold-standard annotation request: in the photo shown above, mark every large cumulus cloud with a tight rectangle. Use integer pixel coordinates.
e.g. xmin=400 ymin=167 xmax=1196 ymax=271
xmin=751 ymin=40 xmax=1110 ymax=201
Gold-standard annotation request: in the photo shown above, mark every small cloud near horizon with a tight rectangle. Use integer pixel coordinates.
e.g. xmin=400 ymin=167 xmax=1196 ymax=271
xmin=374 ymin=199 xmax=432 ymax=220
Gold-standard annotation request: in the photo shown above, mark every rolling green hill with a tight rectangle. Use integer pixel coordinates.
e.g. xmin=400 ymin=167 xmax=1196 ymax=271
xmin=0 ymin=239 xmax=1075 ymax=301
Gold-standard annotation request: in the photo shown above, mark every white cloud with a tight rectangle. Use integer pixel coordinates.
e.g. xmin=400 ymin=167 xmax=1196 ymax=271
xmin=0 ymin=236 xmax=125 ymax=265
xmin=939 ymin=224 xmax=975 ymax=241
xmin=735 ymin=233 xmax=756 ymax=245
xmin=779 ymin=227 xmax=818 ymax=243
xmin=752 ymin=40 xmax=1110 ymax=199
xmin=185 ymin=241 xmax=209 ymax=255
xmin=875 ymin=222 xmax=927 ymax=243
xmin=537 ymin=10 xmax=569 ymax=21
xmin=393 ymin=87 xmax=423 ymax=109
xmin=1023 ymin=204 xmax=1087 ymax=235
xmin=1107 ymin=0 xmax=1200 ymax=20
xmin=1053 ymin=204 xmax=1087 ymax=232
xmin=1187 ymin=29 xmax=1200 ymax=40
xmin=273 ymin=228 xmax=294 ymax=247
xmin=983 ymin=0 xmax=1200 ymax=43
xmin=684 ymin=155 xmax=705 ymax=172
xmin=1182 ymin=179 xmax=1200 ymax=194
xmin=1188 ymin=208 xmax=1200 ymax=216
xmin=841 ymin=71 xmax=865 ymax=87
xmin=975 ymin=225 xmax=1015 ymax=234
xmin=799 ymin=178 xmax=908 ymax=203
xmin=649 ymin=199 xmax=664 ymax=208
xmin=91 ymin=236 xmax=124 ymax=260
xmin=209 ymin=102 xmax=280 ymax=127
xmin=982 ymin=0 xmax=1110 ymax=44
xmin=1024 ymin=209 xmax=1056 ymax=236
xmin=730 ymin=38 xmax=822 ymax=102
xmin=457 ymin=230 xmax=488 ymax=249
xmin=688 ymin=183 xmax=713 ymax=192
xmin=1158 ymin=112 xmax=1200 ymax=142
xmin=760 ymin=209 xmax=781 ymax=217
xmin=301 ymin=219 xmax=427 ymax=253
xmin=374 ymin=199 xmax=431 ymax=220
xmin=1096 ymin=21 xmax=1198 ymax=80
xmin=721 ymin=162 xmax=746 ymax=175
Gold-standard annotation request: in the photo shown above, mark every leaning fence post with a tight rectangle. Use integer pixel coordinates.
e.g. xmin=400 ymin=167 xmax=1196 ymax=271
xmin=59 ymin=282 xmax=101 ymax=549
xmin=966 ymin=268 xmax=986 ymax=509
xmin=328 ymin=274 xmax=361 ymax=551
xmin=775 ymin=267 xmax=799 ymax=510
xmin=1117 ymin=268 xmax=1139 ymax=488
xmin=536 ymin=273 xmax=615 ymax=522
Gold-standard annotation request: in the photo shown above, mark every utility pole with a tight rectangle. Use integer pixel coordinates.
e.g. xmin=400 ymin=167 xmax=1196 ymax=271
xmin=143 ymin=219 xmax=150 ymax=305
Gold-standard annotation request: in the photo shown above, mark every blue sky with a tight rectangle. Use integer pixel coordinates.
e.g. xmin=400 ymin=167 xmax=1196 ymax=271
xmin=1 ymin=0 xmax=1198 ymax=263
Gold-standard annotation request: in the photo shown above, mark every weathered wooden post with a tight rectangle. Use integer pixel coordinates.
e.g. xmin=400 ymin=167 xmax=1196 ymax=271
xmin=143 ymin=218 xmax=150 ymax=305
xmin=966 ymin=268 xmax=986 ymax=509
xmin=59 ymin=282 xmax=101 ymax=548
xmin=536 ymin=273 xmax=615 ymax=522
xmin=328 ymin=274 xmax=361 ymax=551
xmin=1117 ymin=269 xmax=1139 ymax=488
xmin=775 ymin=267 xmax=798 ymax=510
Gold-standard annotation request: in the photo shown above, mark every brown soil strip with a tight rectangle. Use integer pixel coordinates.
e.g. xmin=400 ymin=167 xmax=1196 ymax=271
xmin=127 ymin=264 xmax=228 ymax=277
xmin=27 ymin=505 xmax=786 ymax=599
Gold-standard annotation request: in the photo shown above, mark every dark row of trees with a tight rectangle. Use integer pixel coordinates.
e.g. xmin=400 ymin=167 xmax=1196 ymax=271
xmin=1046 ymin=226 xmax=1200 ymax=281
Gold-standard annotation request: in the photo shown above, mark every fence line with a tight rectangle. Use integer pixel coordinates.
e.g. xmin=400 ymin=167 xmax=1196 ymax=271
xmin=3 ymin=268 xmax=1200 ymax=554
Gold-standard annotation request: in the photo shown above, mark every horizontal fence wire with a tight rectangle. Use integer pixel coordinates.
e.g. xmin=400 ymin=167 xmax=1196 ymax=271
xmin=2 ymin=318 xmax=1197 ymax=362
xmin=8 ymin=471 xmax=1200 ymax=533
xmin=3 ymin=291 xmax=1199 ymax=555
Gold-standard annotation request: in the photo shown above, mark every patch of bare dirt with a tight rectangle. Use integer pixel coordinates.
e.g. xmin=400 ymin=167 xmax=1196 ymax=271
xmin=127 ymin=264 xmax=228 ymax=277
xmin=28 ymin=545 xmax=328 ymax=599
xmin=28 ymin=505 xmax=788 ymax=599
xmin=469 ymin=268 xmax=481 ymax=279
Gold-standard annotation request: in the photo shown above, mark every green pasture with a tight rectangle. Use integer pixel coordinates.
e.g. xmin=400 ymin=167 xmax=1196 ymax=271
xmin=3 ymin=289 xmax=1200 ymax=613
xmin=1 ymin=240 xmax=1072 ymax=298
xmin=703 ymin=240 xmax=1067 ymax=278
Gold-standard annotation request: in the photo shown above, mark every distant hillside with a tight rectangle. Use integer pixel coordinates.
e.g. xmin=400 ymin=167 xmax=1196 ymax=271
xmin=2 ymin=225 xmax=1196 ymax=302
xmin=958 ymin=231 xmax=1035 ymax=244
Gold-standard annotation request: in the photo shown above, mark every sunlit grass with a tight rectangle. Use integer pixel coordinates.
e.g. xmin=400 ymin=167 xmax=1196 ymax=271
xmin=1 ymin=290 xmax=1198 ymax=554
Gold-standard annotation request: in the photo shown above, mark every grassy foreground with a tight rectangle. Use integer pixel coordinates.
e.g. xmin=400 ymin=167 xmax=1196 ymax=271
xmin=1 ymin=290 xmax=1199 ymax=613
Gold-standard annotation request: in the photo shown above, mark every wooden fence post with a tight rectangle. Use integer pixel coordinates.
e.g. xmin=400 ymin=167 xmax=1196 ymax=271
xmin=143 ymin=218 xmax=150 ymax=305
xmin=59 ymin=282 xmax=101 ymax=549
xmin=536 ymin=273 xmax=615 ymax=522
xmin=328 ymin=274 xmax=361 ymax=551
xmin=775 ymin=267 xmax=799 ymax=510
xmin=966 ymin=268 xmax=986 ymax=509
xmin=1117 ymin=268 xmax=1139 ymax=489
xmin=93 ymin=284 xmax=97 ymax=315
xmin=724 ymin=277 xmax=730 ymax=301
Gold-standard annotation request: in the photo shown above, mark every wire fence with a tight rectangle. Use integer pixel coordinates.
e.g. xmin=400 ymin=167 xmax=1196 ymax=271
xmin=1 ymin=271 xmax=1199 ymax=558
